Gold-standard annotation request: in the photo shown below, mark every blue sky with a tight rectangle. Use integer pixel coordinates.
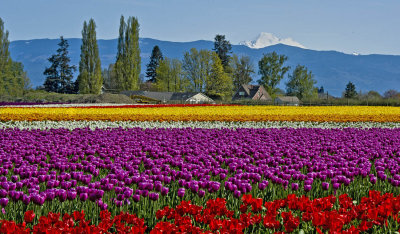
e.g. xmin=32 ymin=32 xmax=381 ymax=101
xmin=1 ymin=0 xmax=399 ymax=55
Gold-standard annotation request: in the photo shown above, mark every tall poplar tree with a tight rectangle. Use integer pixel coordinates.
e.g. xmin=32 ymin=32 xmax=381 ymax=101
xmin=114 ymin=15 xmax=141 ymax=91
xmin=76 ymin=19 xmax=102 ymax=94
xmin=146 ymin=45 xmax=163 ymax=83
xmin=0 ymin=17 xmax=13 ymax=95
xmin=0 ymin=17 xmax=31 ymax=96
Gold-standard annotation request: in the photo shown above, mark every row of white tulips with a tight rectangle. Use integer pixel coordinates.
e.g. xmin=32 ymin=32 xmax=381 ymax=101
xmin=1 ymin=120 xmax=400 ymax=130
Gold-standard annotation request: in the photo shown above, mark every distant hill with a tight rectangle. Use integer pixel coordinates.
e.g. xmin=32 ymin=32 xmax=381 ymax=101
xmin=9 ymin=38 xmax=400 ymax=97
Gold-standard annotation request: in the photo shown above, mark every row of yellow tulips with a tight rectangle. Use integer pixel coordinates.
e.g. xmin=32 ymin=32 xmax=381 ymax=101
xmin=1 ymin=106 xmax=400 ymax=122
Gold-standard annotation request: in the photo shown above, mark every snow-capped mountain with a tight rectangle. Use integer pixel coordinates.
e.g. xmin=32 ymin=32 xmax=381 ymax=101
xmin=239 ymin=32 xmax=306 ymax=49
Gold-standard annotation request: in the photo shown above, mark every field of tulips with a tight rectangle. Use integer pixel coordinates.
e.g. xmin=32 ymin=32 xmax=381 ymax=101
xmin=2 ymin=105 xmax=400 ymax=122
xmin=1 ymin=104 xmax=400 ymax=233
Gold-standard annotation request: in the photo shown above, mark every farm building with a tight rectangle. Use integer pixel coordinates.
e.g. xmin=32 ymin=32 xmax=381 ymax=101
xmin=232 ymin=84 xmax=272 ymax=101
xmin=121 ymin=91 xmax=215 ymax=104
xmin=274 ymin=96 xmax=301 ymax=106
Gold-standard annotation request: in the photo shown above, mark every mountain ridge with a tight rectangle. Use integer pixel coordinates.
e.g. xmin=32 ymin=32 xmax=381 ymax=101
xmin=9 ymin=37 xmax=400 ymax=97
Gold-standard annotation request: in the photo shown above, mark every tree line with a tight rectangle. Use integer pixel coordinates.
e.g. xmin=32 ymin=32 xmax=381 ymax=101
xmin=138 ymin=38 xmax=318 ymax=100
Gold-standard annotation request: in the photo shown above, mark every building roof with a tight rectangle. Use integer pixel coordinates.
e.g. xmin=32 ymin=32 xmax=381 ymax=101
xmin=121 ymin=91 xmax=174 ymax=101
xmin=276 ymin=96 xmax=300 ymax=102
xmin=121 ymin=91 xmax=213 ymax=102
xmin=233 ymin=84 xmax=272 ymax=101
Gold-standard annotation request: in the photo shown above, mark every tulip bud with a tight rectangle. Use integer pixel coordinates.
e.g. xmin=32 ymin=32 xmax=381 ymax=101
xmin=132 ymin=194 xmax=140 ymax=202
xmin=161 ymin=187 xmax=169 ymax=196
xmin=177 ymin=188 xmax=185 ymax=198
xmin=80 ymin=193 xmax=88 ymax=201
xmin=149 ymin=192 xmax=159 ymax=201
xmin=198 ymin=189 xmax=205 ymax=198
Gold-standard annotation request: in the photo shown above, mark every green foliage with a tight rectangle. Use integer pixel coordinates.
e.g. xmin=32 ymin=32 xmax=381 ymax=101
xmin=230 ymin=54 xmax=254 ymax=91
xmin=76 ymin=19 xmax=102 ymax=94
xmin=206 ymin=52 xmax=233 ymax=101
xmin=114 ymin=15 xmax=141 ymax=91
xmin=383 ymin=89 xmax=399 ymax=99
xmin=344 ymin=81 xmax=357 ymax=98
xmin=156 ymin=57 xmax=186 ymax=92
xmin=365 ymin=90 xmax=382 ymax=99
xmin=146 ymin=45 xmax=163 ymax=83
xmin=213 ymin=35 xmax=232 ymax=70
xmin=0 ymin=18 xmax=31 ymax=96
xmin=286 ymin=65 xmax=317 ymax=100
xmin=0 ymin=90 xmax=134 ymax=103
xmin=102 ymin=64 xmax=118 ymax=91
xmin=257 ymin=52 xmax=290 ymax=97
xmin=43 ymin=37 xmax=76 ymax=94
xmin=182 ymin=48 xmax=213 ymax=92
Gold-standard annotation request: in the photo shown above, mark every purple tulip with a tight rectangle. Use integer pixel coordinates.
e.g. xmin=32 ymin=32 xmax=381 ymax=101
xmin=233 ymin=190 xmax=241 ymax=198
xmin=79 ymin=193 xmax=88 ymax=201
xmin=117 ymin=194 xmax=124 ymax=201
xmin=333 ymin=183 xmax=341 ymax=190
xmin=322 ymin=182 xmax=329 ymax=190
xmin=149 ymin=192 xmax=159 ymax=201
xmin=198 ymin=189 xmax=205 ymax=198
xmin=155 ymin=183 xmax=163 ymax=192
xmin=291 ymin=183 xmax=299 ymax=191
xmin=132 ymin=194 xmax=140 ymax=202
xmin=0 ymin=190 xmax=7 ymax=198
xmin=161 ymin=187 xmax=169 ymax=196
xmin=177 ymin=188 xmax=185 ymax=198
xmin=67 ymin=190 xmax=77 ymax=200
xmin=22 ymin=194 xmax=30 ymax=205
xmin=370 ymin=176 xmax=377 ymax=184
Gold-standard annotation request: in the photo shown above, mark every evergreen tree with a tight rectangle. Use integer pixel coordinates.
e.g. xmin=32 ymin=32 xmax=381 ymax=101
xmin=206 ymin=52 xmax=233 ymax=101
xmin=43 ymin=36 xmax=76 ymax=93
xmin=213 ymin=35 xmax=232 ymax=70
xmin=258 ymin=52 xmax=290 ymax=97
xmin=318 ymin=86 xmax=324 ymax=94
xmin=43 ymin=52 xmax=60 ymax=93
xmin=344 ymin=81 xmax=357 ymax=98
xmin=57 ymin=37 xmax=76 ymax=93
xmin=114 ymin=15 xmax=141 ymax=91
xmin=146 ymin=45 xmax=163 ymax=83
xmin=231 ymin=54 xmax=254 ymax=91
xmin=76 ymin=19 xmax=102 ymax=94
xmin=286 ymin=65 xmax=317 ymax=99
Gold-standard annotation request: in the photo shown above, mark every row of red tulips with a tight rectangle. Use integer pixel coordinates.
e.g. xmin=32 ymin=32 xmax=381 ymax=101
xmin=1 ymin=191 xmax=400 ymax=233
xmin=7 ymin=104 xmax=238 ymax=108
